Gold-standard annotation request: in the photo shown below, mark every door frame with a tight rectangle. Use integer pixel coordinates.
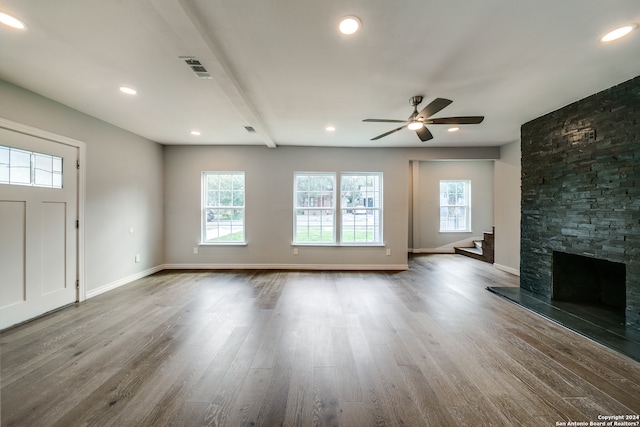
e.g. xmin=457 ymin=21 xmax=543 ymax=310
xmin=0 ymin=118 xmax=86 ymax=303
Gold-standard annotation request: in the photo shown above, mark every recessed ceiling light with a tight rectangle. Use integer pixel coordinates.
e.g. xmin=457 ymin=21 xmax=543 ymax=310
xmin=600 ymin=24 xmax=637 ymax=43
xmin=448 ymin=127 xmax=460 ymax=132
xmin=0 ymin=12 xmax=27 ymax=30
xmin=119 ymin=86 xmax=137 ymax=95
xmin=325 ymin=126 xmax=336 ymax=132
xmin=190 ymin=130 xmax=201 ymax=136
xmin=407 ymin=121 xmax=423 ymax=130
xmin=339 ymin=16 xmax=361 ymax=35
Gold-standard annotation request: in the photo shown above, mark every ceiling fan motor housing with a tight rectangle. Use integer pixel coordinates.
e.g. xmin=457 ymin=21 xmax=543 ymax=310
xmin=410 ymin=95 xmax=423 ymax=107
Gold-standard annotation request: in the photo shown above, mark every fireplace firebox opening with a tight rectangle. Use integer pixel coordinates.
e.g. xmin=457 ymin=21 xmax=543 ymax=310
xmin=552 ymin=251 xmax=626 ymax=312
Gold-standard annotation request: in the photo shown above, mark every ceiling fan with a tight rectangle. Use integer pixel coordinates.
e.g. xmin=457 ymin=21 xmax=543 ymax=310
xmin=363 ymin=96 xmax=484 ymax=141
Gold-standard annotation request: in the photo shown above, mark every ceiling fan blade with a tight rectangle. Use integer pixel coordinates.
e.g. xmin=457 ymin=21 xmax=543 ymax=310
xmin=416 ymin=126 xmax=433 ymax=141
xmin=416 ymin=98 xmax=453 ymax=120
xmin=371 ymin=125 xmax=406 ymax=140
xmin=363 ymin=119 xmax=407 ymax=123
xmin=426 ymin=116 xmax=485 ymax=125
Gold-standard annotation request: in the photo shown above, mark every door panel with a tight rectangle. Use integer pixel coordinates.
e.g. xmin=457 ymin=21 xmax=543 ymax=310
xmin=41 ymin=202 xmax=67 ymax=295
xmin=0 ymin=201 xmax=26 ymax=308
xmin=0 ymin=128 xmax=77 ymax=330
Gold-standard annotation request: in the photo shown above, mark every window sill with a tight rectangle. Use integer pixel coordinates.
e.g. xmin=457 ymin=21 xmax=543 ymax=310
xmin=199 ymin=242 xmax=248 ymax=246
xmin=439 ymin=230 xmax=472 ymax=233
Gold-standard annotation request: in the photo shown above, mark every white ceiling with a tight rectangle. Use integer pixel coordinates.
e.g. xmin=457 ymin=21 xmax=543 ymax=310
xmin=1 ymin=0 xmax=639 ymax=148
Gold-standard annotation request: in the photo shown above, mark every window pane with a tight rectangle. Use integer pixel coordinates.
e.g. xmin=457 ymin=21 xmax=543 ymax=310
xmin=341 ymin=209 xmax=381 ymax=243
xmin=232 ymin=191 xmax=244 ymax=207
xmin=232 ymin=174 xmax=244 ymax=191
xmin=439 ymin=180 xmax=470 ymax=232
xmin=219 ymin=191 xmax=233 ymax=206
xmin=34 ymin=153 xmax=53 ymax=187
xmin=339 ymin=173 xmax=382 ymax=244
xmin=219 ymin=175 xmax=232 ymax=191
xmin=10 ymin=149 xmax=31 ymax=185
xmin=295 ymin=209 xmax=334 ymax=243
xmin=0 ymin=146 xmax=9 ymax=183
xmin=203 ymin=172 xmax=245 ymax=243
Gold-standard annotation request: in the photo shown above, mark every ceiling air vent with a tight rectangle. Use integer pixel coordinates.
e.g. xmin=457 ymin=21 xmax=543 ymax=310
xmin=180 ymin=56 xmax=212 ymax=79
xmin=244 ymin=126 xmax=256 ymax=133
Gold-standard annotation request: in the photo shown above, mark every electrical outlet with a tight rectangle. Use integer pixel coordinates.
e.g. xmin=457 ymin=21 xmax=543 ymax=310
xmin=386 ymin=249 xmax=391 ymax=256
xmin=293 ymin=248 xmax=299 ymax=255
xmin=193 ymin=247 xmax=198 ymax=255
xmin=135 ymin=254 xmax=141 ymax=263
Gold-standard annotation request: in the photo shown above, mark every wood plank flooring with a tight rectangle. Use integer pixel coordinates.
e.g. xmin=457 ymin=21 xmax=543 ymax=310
xmin=1 ymin=254 xmax=639 ymax=426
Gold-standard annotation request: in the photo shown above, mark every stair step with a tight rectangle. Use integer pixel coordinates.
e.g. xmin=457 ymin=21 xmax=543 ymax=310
xmin=474 ymin=241 xmax=483 ymax=250
xmin=455 ymin=246 xmax=483 ymax=256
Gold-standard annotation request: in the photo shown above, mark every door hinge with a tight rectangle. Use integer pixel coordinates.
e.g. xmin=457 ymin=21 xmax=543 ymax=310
xmin=76 ymin=160 xmax=80 ymax=169
xmin=76 ymin=219 xmax=79 ymax=229
xmin=76 ymin=279 xmax=79 ymax=289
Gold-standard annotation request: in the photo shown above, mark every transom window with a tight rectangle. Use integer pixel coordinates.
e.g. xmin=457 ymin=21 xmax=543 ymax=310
xmin=439 ymin=180 xmax=471 ymax=232
xmin=202 ymin=172 xmax=245 ymax=243
xmin=294 ymin=172 xmax=383 ymax=245
xmin=0 ymin=145 xmax=63 ymax=188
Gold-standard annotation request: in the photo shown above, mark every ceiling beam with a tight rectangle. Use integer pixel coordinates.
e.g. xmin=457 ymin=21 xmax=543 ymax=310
xmin=150 ymin=0 xmax=277 ymax=148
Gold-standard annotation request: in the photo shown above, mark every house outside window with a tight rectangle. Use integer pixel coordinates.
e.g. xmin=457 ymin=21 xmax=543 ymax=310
xmin=202 ymin=172 xmax=245 ymax=243
xmin=340 ymin=173 xmax=382 ymax=244
xmin=294 ymin=173 xmax=336 ymax=244
xmin=439 ymin=180 xmax=471 ymax=232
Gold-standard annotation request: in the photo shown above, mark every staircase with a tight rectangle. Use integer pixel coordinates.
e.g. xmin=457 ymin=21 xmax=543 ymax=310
xmin=454 ymin=227 xmax=494 ymax=263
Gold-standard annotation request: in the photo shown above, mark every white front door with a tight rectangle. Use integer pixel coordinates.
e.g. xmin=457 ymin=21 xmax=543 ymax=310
xmin=0 ymin=128 xmax=78 ymax=330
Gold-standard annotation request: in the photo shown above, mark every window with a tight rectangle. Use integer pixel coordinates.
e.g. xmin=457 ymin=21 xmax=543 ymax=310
xmin=293 ymin=172 xmax=383 ymax=245
xmin=340 ymin=173 xmax=382 ymax=244
xmin=439 ymin=180 xmax=471 ymax=232
xmin=0 ymin=145 xmax=63 ymax=188
xmin=294 ymin=173 xmax=336 ymax=243
xmin=202 ymin=172 xmax=245 ymax=243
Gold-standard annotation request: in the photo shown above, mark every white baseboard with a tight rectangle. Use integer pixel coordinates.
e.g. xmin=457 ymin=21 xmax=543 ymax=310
xmin=162 ymin=263 xmax=409 ymax=271
xmin=85 ymin=265 xmax=165 ymax=299
xmin=493 ymin=263 xmax=520 ymax=276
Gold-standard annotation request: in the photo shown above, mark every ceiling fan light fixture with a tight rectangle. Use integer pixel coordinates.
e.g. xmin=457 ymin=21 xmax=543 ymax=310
xmin=325 ymin=126 xmax=336 ymax=132
xmin=339 ymin=16 xmax=361 ymax=35
xmin=448 ymin=127 xmax=460 ymax=132
xmin=0 ymin=12 xmax=27 ymax=30
xmin=407 ymin=121 xmax=423 ymax=130
xmin=600 ymin=24 xmax=637 ymax=43
xmin=190 ymin=130 xmax=201 ymax=136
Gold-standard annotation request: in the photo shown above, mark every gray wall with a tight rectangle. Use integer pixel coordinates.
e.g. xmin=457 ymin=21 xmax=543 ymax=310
xmin=164 ymin=145 xmax=500 ymax=269
xmin=494 ymin=141 xmax=521 ymax=274
xmin=1 ymin=77 xmax=516 ymax=296
xmin=0 ymin=80 xmax=164 ymax=295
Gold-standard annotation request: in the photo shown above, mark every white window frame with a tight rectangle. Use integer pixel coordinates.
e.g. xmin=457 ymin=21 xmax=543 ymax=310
xmin=340 ymin=172 xmax=383 ymax=245
xmin=293 ymin=172 xmax=337 ymax=245
xmin=201 ymin=171 xmax=246 ymax=245
xmin=439 ymin=180 xmax=471 ymax=232
xmin=293 ymin=171 xmax=383 ymax=246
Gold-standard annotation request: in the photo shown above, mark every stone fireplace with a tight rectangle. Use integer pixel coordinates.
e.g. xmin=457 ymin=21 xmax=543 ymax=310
xmin=520 ymin=75 xmax=640 ymax=332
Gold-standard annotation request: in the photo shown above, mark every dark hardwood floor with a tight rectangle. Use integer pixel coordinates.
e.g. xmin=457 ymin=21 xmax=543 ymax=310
xmin=1 ymin=255 xmax=639 ymax=426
